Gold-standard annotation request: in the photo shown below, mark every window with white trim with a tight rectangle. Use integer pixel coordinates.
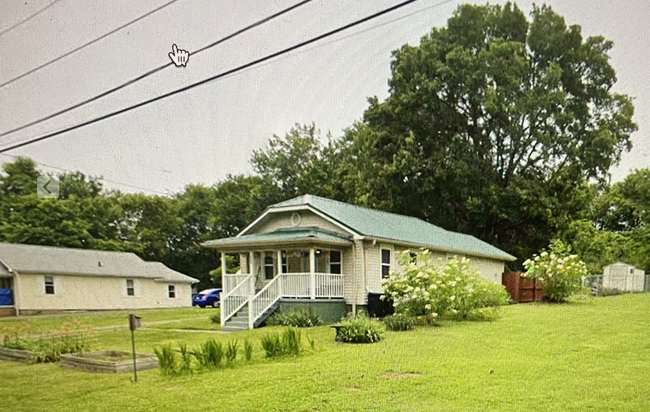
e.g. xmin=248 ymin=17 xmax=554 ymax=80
xmin=44 ymin=276 xmax=55 ymax=295
xmin=264 ymin=252 xmax=275 ymax=280
xmin=329 ymin=250 xmax=341 ymax=274
xmin=381 ymin=249 xmax=391 ymax=279
xmin=168 ymin=285 xmax=176 ymax=298
xmin=126 ymin=279 xmax=134 ymax=296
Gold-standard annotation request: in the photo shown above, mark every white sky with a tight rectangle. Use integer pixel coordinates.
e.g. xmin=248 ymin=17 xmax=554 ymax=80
xmin=0 ymin=0 xmax=648 ymax=195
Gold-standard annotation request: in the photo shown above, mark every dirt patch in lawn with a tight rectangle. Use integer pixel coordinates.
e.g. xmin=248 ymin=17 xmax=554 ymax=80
xmin=383 ymin=370 xmax=423 ymax=380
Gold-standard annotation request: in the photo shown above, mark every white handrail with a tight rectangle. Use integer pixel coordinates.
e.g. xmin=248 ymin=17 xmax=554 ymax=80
xmin=249 ymin=276 xmax=282 ymax=328
xmin=221 ymin=274 xmax=254 ymax=327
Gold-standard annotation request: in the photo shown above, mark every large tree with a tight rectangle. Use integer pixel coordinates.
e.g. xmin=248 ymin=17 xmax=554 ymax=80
xmin=342 ymin=3 xmax=636 ymax=262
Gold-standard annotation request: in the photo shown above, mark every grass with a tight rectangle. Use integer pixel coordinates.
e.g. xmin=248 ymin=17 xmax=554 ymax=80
xmin=0 ymin=307 xmax=207 ymax=332
xmin=2 ymin=294 xmax=650 ymax=411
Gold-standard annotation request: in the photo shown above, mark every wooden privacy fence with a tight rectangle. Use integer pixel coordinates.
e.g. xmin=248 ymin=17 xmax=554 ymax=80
xmin=502 ymin=272 xmax=544 ymax=303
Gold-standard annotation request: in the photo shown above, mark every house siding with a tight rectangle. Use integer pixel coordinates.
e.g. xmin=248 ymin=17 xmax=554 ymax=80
xmin=16 ymin=273 xmax=193 ymax=311
xmin=252 ymin=210 xmax=351 ymax=236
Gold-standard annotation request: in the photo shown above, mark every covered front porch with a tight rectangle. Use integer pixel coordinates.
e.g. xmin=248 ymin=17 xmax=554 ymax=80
xmin=203 ymin=227 xmax=352 ymax=330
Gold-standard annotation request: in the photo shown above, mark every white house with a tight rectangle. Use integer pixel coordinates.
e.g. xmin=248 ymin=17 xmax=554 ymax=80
xmin=602 ymin=262 xmax=645 ymax=292
xmin=0 ymin=243 xmax=198 ymax=316
xmin=202 ymin=194 xmax=516 ymax=330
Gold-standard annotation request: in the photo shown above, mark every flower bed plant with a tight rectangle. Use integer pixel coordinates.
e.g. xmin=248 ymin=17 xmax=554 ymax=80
xmin=382 ymin=251 xmax=510 ymax=323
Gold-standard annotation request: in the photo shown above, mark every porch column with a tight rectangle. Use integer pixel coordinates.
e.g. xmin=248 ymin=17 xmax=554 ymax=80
xmin=249 ymin=251 xmax=254 ymax=276
xmin=277 ymin=250 xmax=283 ymax=297
xmin=221 ymin=252 xmax=227 ymax=293
xmin=309 ymin=248 xmax=316 ymax=300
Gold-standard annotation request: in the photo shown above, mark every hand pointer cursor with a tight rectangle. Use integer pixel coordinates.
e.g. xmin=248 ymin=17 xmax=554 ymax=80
xmin=169 ymin=44 xmax=189 ymax=67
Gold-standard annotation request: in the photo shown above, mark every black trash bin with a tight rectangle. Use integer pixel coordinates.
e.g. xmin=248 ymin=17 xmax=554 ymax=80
xmin=367 ymin=292 xmax=394 ymax=318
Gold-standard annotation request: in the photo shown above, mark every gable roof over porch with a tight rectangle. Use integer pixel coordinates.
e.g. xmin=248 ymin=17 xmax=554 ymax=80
xmin=202 ymin=227 xmax=353 ymax=251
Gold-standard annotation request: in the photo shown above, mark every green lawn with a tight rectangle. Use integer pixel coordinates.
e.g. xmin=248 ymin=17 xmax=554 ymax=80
xmin=2 ymin=294 xmax=650 ymax=411
xmin=0 ymin=307 xmax=207 ymax=332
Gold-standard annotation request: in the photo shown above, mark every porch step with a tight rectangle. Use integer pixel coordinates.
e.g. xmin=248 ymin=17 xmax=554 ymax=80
xmin=222 ymin=300 xmax=280 ymax=330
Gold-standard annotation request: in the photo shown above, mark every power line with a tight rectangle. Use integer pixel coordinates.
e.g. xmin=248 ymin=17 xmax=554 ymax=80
xmin=234 ymin=0 xmax=458 ymax=79
xmin=0 ymin=153 xmax=169 ymax=195
xmin=0 ymin=0 xmax=314 ymax=140
xmin=0 ymin=0 xmax=421 ymax=154
xmin=0 ymin=0 xmax=63 ymax=38
xmin=0 ymin=0 xmax=179 ymax=90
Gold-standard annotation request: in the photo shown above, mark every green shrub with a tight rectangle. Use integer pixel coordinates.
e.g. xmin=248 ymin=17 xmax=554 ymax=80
xmin=154 ymin=344 xmax=178 ymax=375
xmin=338 ymin=315 xmax=384 ymax=343
xmin=260 ymin=328 xmax=303 ymax=357
xmin=458 ymin=306 xmax=502 ymax=322
xmin=267 ymin=307 xmax=322 ymax=327
xmin=523 ymin=240 xmax=589 ymax=302
xmin=243 ymin=339 xmax=253 ymax=361
xmin=225 ymin=340 xmax=239 ymax=363
xmin=382 ymin=251 xmax=510 ymax=322
xmin=384 ymin=313 xmax=415 ymax=331
xmin=209 ymin=313 xmax=220 ymax=324
xmin=192 ymin=338 xmax=223 ymax=368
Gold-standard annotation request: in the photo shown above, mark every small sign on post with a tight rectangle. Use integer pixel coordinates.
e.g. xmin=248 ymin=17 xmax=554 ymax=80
xmin=129 ymin=313 xmax=141 ymax=383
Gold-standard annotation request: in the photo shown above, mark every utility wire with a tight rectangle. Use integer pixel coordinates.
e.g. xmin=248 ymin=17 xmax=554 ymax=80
xmin=0 ymin=0 xmax=179 ymax=90
xmin=0 ymin=152 xmax=169 ymax=195
xmin=0 ymin=0 xmax=421 ymax=154
xmin=0 ymin=0 xmax=314 ymax=140
xmin=0 ymin=0 xmax=63 ymax=38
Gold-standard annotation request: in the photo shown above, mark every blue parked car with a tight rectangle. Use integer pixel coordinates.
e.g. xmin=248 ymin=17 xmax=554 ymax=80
xmin=192 ymin=288 xmax=222 ymax=308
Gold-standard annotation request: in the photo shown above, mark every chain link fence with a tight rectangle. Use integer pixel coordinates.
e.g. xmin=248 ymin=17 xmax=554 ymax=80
xmin=583 ymin=274 xmax=650 ymax=294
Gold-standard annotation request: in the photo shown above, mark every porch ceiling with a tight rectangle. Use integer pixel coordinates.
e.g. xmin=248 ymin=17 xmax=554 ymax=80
xmin=201 ymin=227 xmax=353 ymax=251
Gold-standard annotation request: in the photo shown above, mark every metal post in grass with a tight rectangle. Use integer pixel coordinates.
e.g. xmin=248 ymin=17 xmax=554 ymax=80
xmin=129 ymin=313 xmax=141 ymax=383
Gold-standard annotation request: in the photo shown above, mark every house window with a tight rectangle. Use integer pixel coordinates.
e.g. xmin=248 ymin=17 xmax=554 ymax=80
xmin=381 ymin=249 xmax=391 ymax=279
xmin=44 ymin=276 xmax=55 ymax=295
xmin=330 ymin=250 xmax=341 ymax=274
xmin=168 ymin=285 xmax=176 ymax=298
xmin=281 ymin=251 xmax=288 ymax=273
xmin=126 ymin=279 xmax=134 ymax=296
xmin=264 ymin=252 xmax=275 ymax=280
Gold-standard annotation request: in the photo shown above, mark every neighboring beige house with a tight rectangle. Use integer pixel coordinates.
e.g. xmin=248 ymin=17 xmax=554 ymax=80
xmin=202 ymin=194 xmax=516 ymax=330
xmin=0 ymin=243 xmax=198 ymax=316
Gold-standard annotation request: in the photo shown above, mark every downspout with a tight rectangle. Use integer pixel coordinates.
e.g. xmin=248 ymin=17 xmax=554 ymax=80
xmin=11 ymin=271 xmax=20 ymax=316
xmin=352 ymin=242 xmax=357 ymax=315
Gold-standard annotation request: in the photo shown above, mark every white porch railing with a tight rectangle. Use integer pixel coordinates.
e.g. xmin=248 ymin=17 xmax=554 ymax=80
xmin=220 ymin=274 xmax=254 ymax=327
xmin=249 ymin=276 xmax=282 ymax=328
xmin=280 ymin=273 xmax=344 ymax=299
xmin=223 ymin=273 xmax=248 ymax=294
xmin=315 ymin=273 xmax=344 ymax=298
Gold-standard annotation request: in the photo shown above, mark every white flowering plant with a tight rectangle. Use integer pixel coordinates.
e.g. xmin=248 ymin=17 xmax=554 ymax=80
xmin=381 ymin=250 xmax=510 ymax=323
xmin=523 ymin=240 xmax=588 ymax=302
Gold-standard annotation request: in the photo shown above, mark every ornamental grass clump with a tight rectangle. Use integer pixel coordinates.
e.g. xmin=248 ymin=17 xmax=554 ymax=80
xmin=266 ymin=307 xmax=322 ymax=327
xmin=383 ymin=313 xmax=416 ymax=331
xmin=382 ymin=250 xmax=510 ymax=322
xmin=338 ymin=314 xmax=384 ymax=343
xmin=523 ymin=240 xmax=589 ymax=303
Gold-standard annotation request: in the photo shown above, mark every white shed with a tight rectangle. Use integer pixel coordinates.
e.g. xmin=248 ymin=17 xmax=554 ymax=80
xmin=602 ymin=262 xmax=645 ymax=292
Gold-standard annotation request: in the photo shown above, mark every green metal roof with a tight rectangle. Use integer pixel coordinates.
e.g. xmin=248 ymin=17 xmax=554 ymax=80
xmin=202 ymin=227 xmax=353 ymax=248
xmin=270 ymin=195 xmax=516 ymax=261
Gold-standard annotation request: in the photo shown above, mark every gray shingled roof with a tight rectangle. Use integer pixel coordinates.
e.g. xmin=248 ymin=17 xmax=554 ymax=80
xmin=267 ymin=195 xmax=516 ymax=261
xmin=0 ymin=243 xmax=198 ymax=284
xmin=202 ymin=227 xmax=353 ymax=248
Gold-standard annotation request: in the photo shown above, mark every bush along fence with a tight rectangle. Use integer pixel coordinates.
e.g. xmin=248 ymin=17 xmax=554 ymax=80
xmin=0 ymin=319 xmax=94 ymax=363
xmin=154 ymin=328 xmax=315 ymax=377
xmin=583 ymin=274 xmax=650 ymax=296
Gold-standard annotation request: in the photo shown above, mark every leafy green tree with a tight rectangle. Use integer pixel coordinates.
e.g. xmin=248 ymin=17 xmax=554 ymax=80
xmin=251 ymin=123 xmax=350 ymax=201
xmin=343 ymin=3 xmax=636 ymax=263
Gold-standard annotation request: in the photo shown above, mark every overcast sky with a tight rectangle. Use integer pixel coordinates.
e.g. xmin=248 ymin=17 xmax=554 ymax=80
xmin=0 ymin=0 xmax=648 ymax=195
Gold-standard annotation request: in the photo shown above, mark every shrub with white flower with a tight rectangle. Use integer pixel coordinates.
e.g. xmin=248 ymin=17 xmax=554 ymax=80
xmin=381 ymin=250 xmax=510 ymax=323
xmin=523 ymin=240 xmax=588 ymax=303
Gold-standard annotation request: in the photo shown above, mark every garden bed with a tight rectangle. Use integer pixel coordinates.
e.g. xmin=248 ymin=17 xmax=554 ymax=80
xmin=0 ymin=346 xmax=34 ymax=363
xmin=60 ymin=350 xmax=158 ymax=373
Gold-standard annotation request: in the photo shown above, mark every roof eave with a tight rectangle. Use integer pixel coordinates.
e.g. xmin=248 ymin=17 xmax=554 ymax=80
xmin=201 ymin=237 xmax=353 ymax=252
xmin=363 ymin=236 xmax=517 ymax=262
